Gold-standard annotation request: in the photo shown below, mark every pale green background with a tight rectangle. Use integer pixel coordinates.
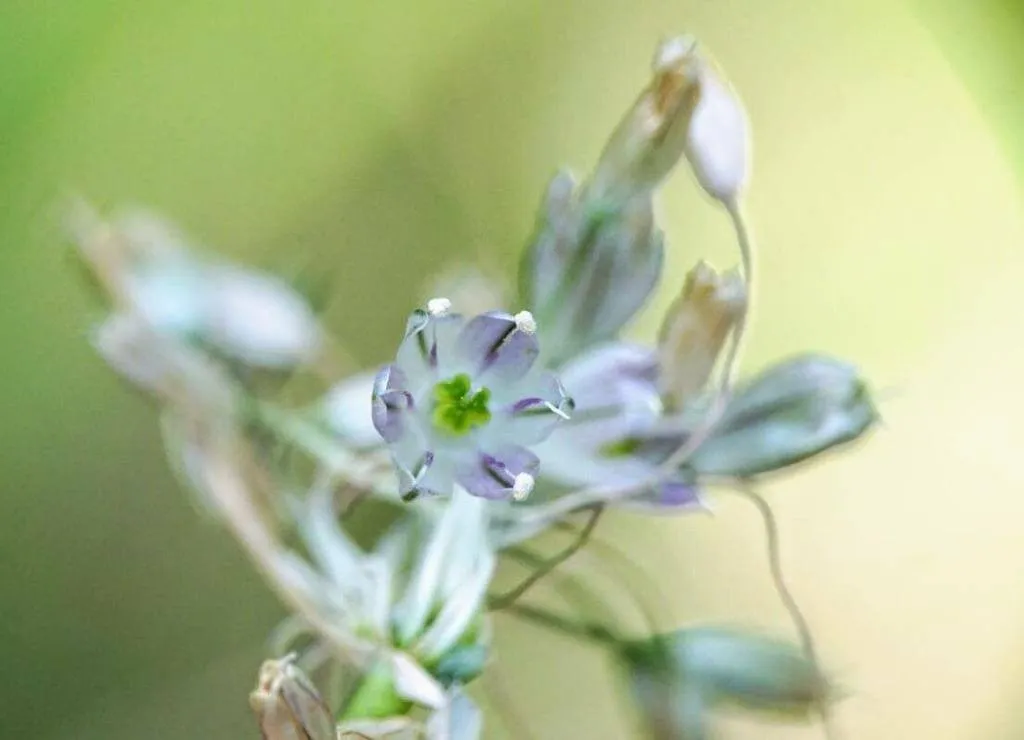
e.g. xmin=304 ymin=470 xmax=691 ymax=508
xmin=1 ymin=1 xmax=1022 ymax=738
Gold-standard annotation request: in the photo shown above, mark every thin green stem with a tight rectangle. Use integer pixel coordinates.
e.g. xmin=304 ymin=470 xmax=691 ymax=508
xmin=551 ymin=519 xmax=670 ymax=632
xmin=503 ymin=602 xmax=621 ymax=648
xmin=489 ymin=505 xmax=605 ymax=609
xmin=733 ymin=482 xmax=839 ymax=740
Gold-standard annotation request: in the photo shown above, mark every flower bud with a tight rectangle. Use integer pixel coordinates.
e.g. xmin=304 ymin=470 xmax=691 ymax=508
xmin=684 ymin=57 xmax=749 ymax=203
xmin=687 ymin=355 xmax=878 ymax=478
xmin=658 ymin=261 xmax=746 ymax=410
xmin=127 ymin=260 xmax=322 ymax=369
xmin=518 ymin=175 xmax=664 ymax=363
xmin=250 ymin=655 xmax=337 ymax=740
xmin=621 ymin=627 xmax=829 ymax=733
xmin=589 ymin=36 xmax=701 ymax=199
xmin=675 ymin=627 xmax=830 ymax=716
xmin=201 ymin=265 xmax=322 ymax=368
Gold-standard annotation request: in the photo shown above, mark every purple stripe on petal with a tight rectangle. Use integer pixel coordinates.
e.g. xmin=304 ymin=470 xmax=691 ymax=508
xmin=456 ymin=445 xmax=539 ymax=500
xmin=499 ymin=372 xmax=573 ymax=445
xmin=457 ymin=312 xmax=539 ymax=384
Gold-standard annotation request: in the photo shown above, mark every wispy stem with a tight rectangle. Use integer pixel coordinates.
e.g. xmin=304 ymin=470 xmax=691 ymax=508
xmin=734 ymin=482 xmax=839 ymax=740
xmin=490 ymin=505 xmax=605 ymax=609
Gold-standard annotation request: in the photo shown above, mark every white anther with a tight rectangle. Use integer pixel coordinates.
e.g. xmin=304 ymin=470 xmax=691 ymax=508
xmin=513 ymin=310 xmax=537 ymax=335
xmin=426 ymin=297 xmax=452 ymax=316
xmin=511 ymin=472 xmax=535 ymax=502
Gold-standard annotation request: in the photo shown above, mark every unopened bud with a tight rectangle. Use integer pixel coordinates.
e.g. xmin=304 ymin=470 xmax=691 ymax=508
xmin=204 ymin=266 xmax=322 ymax=367
xmin=250 ymin=655 xmax=337 ymax=740
xmin=684 ymin=57 xmax=749 ymax=203
xmin=658 ymin=261 xmax=746 ymax=410
xmin=675 ymin=627 xmax=831 ymax=716
xmin=621 ymin=627 xmax=830 ymax=732
xmin=590 ymin=36 xmax=701 ymax=198
xmin=128 ymin=260 xmax=322 ymax=369
xmin=688 ymin=355 xmax=878 ymax=478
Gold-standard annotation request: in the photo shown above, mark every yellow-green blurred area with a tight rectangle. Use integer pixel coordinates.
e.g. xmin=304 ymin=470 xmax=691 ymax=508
xmin=2 ymin=0 xmax=1023 ymax=737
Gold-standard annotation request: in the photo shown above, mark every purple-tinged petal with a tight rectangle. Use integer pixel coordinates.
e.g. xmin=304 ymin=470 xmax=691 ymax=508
xmin=624 ymin=478 xmax=706 ymax=514
xmin=559 ymin=341 xmax=659 ymax=413
xmin=456 ymin=312 xmax=539 ymax=384
xmin=371 ymin=364 xmax=414 ymax=443
xmin=656 ymin=480 xmax=702 ymax=508
xmin=396 ymin=309 xmax=464 ymax=386
xmin=500 ymin=372 xmax=574 ymax=444
xmin=456 ymin=445 xmax=539 ymax=500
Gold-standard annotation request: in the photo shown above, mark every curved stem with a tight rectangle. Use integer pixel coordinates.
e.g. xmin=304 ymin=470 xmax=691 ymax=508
xmin=733 ymin=482 xmax=839 ymax=740
xmin=551 ymin=519 xmax=671 ymax=632
xmin=490 ymin=505 xmax=605 ymax=609
xmin=718 ymin=196 xmax=754 ymax=395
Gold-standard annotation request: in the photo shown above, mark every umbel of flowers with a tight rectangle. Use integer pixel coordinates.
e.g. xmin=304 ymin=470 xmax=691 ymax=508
xmin=70 ymin=34 xmax=876 ymax=740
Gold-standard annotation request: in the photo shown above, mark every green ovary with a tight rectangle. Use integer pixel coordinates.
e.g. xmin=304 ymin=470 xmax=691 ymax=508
xmin=433 ymin=373 xmax=492 ymax=436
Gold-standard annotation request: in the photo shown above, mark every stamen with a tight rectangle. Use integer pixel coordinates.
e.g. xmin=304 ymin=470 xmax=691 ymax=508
xmin=511 ymin=472 xmax=535 ymax=502
xmin=513 ymin=310 xmax=537 ymax=335
xmin=427 ymin=297 xmax=452 ymax=316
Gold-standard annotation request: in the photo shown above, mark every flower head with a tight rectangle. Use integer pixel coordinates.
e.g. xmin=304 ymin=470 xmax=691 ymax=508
xmin=373 ymin=301 xmax=572 ymax=501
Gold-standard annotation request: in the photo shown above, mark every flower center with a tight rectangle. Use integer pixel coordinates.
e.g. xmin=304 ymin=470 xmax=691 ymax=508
xmin=432 ymin=373 xmax=492 ymax=436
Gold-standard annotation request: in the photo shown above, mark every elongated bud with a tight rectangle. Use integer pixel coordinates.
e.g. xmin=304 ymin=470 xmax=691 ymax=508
xmin=518 ymin=178 xmax=664 ymax=363
xmin=621 ymin=627 xmax=829 ymax=736
xmin=684 ymin=56 xmax=749 ymax=203
xmin=250 ymin=655 xmax=337 ymax=740
xmin=688 ymin=355 xmax=878 ymax=478
xmin=675 ymin=627 xmax=831 ymax=716
xmin=590 ymin=36 xmax=701 ymax=198
xmin=128 ymin=261 xmax=322 ymax=369
xmin=658 ymin=261 xmax=746 ymax=410
xmin=74 ymin=206 xmax=323 ymax=370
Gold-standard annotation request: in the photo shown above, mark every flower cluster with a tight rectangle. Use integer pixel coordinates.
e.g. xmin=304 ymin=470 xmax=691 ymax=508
xmin=70 ymin=33 xmax=878 ymax=740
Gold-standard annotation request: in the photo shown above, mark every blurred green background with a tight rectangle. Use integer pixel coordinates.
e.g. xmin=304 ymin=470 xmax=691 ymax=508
xmin=2 ymin=1 xmax=1023 ymax=737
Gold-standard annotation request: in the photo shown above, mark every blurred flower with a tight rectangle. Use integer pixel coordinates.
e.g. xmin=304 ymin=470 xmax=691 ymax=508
xmin=621 ymin=626 xmax=830 ymax=738
xmin=281 ymin=484 xmax=494 ymax=713
xmin=71 ymin=203 xmax=322 ymax=370
xmin=658 ymin=261 xmax=746 ymax=411
xmin=685 ymin=354 xmax=879 ymax=478
xmin=533 ymin=342 xmax=700 ymax=510
xmin=372 ymin=301 xmax=572 ymax=501
xmin=250 ymin=654 xmax=337 ymax=740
